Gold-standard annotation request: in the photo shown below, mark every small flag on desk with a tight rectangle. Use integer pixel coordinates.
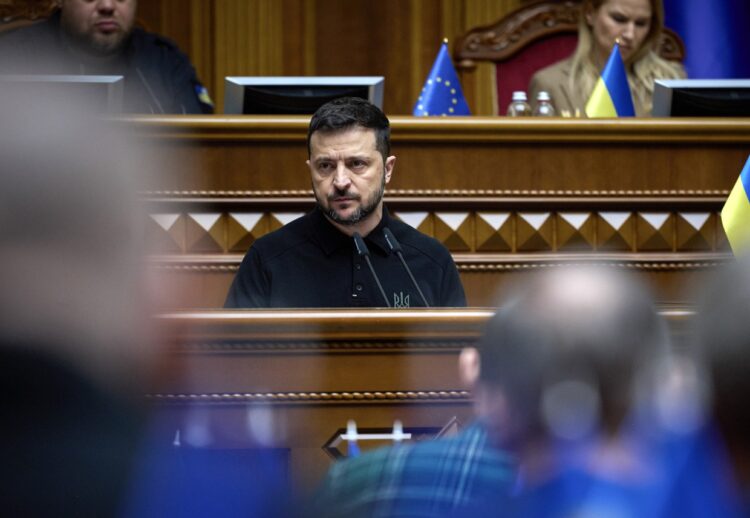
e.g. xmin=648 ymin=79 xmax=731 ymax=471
xmin=585 ymin=42 xmax=635 ymax=117
xmin=413 ymin=40 xmax=470 ymax=116
xmin=721 ymin=155 xmax=750 ymax=254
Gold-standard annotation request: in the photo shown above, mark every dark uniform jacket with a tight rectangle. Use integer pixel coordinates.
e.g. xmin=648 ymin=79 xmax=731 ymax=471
xmin=0 ymin=10 xmax=213 ymax=114
xmin=225 ymin=207 xmax=467 ymax=308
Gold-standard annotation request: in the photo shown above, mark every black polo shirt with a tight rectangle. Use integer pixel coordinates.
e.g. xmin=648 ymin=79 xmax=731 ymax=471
xmin=225 ymin=207 xmax=466 ymax=308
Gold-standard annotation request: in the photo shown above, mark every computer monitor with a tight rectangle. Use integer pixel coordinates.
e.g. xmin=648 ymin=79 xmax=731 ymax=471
xmin=223 ymin=76 xmax=384 ymax=115
xmin=0 ymin=75 xmax=124 ymax=113
xmin=652 ymin=79 xmax=750 ymax=117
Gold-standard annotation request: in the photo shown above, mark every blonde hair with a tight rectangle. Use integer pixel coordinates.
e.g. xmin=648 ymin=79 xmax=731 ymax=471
xmin=569 ymin=0 xmax=684 ymax=114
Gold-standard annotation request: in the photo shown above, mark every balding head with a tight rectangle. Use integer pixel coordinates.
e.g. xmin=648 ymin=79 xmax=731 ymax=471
xmin=470 ymin=267 xmax=668 ymax=445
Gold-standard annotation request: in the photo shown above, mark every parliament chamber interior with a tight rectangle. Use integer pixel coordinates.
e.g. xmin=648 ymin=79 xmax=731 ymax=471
xmin=3 ymin=0 xmax=750 ymax=516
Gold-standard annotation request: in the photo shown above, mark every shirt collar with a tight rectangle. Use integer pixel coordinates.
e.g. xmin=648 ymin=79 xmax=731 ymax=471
xmin=310 ymin=205 xmax=392 ymax=256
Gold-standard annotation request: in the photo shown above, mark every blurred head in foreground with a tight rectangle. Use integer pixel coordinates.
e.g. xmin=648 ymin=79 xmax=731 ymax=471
xmin=0 ymin=91 xmax=158 ymax=514
xmin=693 ymin=256 xmax=750 ymax=490
xmin=462 ymin=266 xmax=669 ymax=451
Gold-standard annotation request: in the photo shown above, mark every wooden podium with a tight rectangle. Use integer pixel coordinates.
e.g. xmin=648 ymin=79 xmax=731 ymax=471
xmin=149 ymin=307 xmax=693 ymax=490
xmin=133 ymin=116 xmax=748 ymax=309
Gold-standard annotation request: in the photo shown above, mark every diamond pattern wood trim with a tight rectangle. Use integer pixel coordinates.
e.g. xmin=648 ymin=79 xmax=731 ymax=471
xmin=186 ymin=213 xmax=224 ymax=253
xmin=227 ymin=213 xmax=266 ymax=252
xmin=393 ymin=212 xmax=432 ymax=235
xmin=148 ymin=210 xmax=729 ymax=255
xmin=433 ymin=212 xmax=471 ymax=251
xmin=676 ymin=213 xmax=713 ymax=251
xmin=475 ymin=213 xmax=512 ymax=251
xmin=637 ymin=213 xmax=674 ymax=251
xmin=517 ymin=213 xmax=553 ymax=252
xmin=597 ymin=212 xmax=635 ymax=252
xmin=148 ymin=213 xmax=185 ymax=253
xmin=557 ymin=212 xmax=595 ymax=251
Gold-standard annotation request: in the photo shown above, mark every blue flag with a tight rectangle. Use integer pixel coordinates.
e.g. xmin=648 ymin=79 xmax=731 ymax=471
xmin=664 ymin=0 xmax=750 ymax=79
xmin=585 ymin=43 xmax=635 ymax=118
xmin=722 ymin=155 xmax=750 ymax=254
xmin=413 ymin=41 xmax=470 ymax=116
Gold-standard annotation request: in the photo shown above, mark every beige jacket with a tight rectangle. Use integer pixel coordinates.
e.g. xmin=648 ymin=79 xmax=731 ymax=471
xmin=529 ymin=57 xmax=669 ymax=117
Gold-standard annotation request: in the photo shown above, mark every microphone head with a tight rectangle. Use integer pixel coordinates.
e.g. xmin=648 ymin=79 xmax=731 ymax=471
xmin=352 ymin=232 xmax=370 ymax=257
xmin=382 ymin=227 xmax=402 ymax=253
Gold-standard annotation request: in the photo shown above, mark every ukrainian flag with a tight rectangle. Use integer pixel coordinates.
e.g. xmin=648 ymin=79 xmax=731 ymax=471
xmin=722 ymin=155 xmax=750 ymax=253
xmin=585 ymin=43 xmax=635 ymax=117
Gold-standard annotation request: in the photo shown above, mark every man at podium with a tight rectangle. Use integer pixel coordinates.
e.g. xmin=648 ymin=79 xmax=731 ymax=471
xmin=225 ymin=97 xmax=466 ymax=308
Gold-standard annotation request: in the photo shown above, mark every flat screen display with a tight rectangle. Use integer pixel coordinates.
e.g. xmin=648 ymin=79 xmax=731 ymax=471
xmin=0 ymin=74 xmax=124 ymax=113
xmin=223 ymin=76 xmax=384 ymax=115
xmin=652 ymin=79 xmax=750 ymax=117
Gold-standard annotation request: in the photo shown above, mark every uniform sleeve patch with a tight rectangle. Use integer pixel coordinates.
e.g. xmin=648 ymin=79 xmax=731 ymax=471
xmin=195 ymin=84 xmax=214 ymax=107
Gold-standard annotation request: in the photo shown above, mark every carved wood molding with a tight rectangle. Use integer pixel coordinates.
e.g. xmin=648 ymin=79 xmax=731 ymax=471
xmin=176 ymin=340 xmax=473 ymax=353
xmin=147 ymin=390 xmax=472 ymax=404
xmin=453 ymin=0 xmax=684 ymax=69
xmin=455 ymin=0 xmax=580 ymax=66
xmin=123 ymin=117 xmax=750 ymax=143
xmin=150 ymin=253 xmax=732 ymax=273
xmin=142 ymin=189 xmax=730 ymax=199
xmin=0 ymin=0 xmax=55 ymax=23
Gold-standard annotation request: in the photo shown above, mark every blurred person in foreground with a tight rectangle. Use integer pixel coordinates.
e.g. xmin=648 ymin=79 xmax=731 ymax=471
xmin=313 ymin=266 xmax=694 ymax=517
xmin=0 ymin=93 xmax=160 ymax=515
xmin=684 ymin=256 xmax=750 ymax=516
xmin=529 ymin=0 xmax=685 ymax=116
xmin=0 ymin=0 xmax=213 ymax=114
xmin=487 ymin=267 xmax=706 ymax=518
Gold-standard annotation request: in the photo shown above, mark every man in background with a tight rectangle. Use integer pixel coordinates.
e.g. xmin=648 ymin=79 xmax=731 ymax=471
xmin=0 ymin=0 xmax=213 ymax=113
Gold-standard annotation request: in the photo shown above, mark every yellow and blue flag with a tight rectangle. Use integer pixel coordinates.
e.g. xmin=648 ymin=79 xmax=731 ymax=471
xmin=413 ymin=41 xmax=470 ymax=116
xmin=585 ymin=43 xmax=635 ymax=118
xmin=721 ymin=155 xmax=750 ymax=253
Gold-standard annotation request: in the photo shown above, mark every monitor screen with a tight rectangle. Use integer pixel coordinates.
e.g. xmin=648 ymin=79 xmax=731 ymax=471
xmin=0 ymin=75 xmax=124 ymax=113
xmin=223 ymin=76 xmax=384 ymax=115
xmin=652 ymin=79 xmax=750 ymax=117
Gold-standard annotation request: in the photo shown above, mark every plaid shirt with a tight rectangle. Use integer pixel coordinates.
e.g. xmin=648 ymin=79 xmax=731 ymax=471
xmin=313 ymin=422 xmax=516 ymax=517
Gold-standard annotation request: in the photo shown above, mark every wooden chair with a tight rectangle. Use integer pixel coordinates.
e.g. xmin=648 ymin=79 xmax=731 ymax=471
xmin=454 ymin=0 xmax=684 ymax=114
xmin=0 ymin=0 xmax=56 ymax=33
xmin=0 ymin=0 xmax=152 ymax=34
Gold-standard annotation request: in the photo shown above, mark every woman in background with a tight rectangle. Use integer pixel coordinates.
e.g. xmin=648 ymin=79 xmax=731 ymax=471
xmin=529 ymin=0 xmax=685 ymax=116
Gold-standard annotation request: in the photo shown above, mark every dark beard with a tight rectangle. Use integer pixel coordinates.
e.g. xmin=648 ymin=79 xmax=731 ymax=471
xmin=315 ymin=171 xmax=386 ymax=226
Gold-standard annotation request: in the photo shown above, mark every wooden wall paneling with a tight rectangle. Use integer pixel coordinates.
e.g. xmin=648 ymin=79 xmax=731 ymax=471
xmin=130 ymin=117 xmax=750 ymax=193
xmin=460 ymin=0 xmax=522 ymax=115
xmin=189 ymin=0 xmax=215 ymax=103
xmin=211 ymin=0 xmax=291 ymax=112
xmin=311 ymin=0 xmax=441 ymax=114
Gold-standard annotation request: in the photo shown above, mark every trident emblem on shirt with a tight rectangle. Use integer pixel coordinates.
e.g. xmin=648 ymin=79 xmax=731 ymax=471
xmin=393 ymin=292 xmax=410 ymax=308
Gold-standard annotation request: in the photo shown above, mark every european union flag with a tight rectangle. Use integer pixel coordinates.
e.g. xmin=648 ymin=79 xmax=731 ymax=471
xmin=413 ymin=41 xmax=470 ymax=116
xmin=585 ymin=43 xmax=635 ymax=118
xmin=722 ymin=155 xmax=750 ymax=254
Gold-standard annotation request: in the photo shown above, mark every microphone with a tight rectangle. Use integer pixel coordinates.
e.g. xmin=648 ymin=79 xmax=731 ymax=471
xmin=135 ymin=67 xmax=165 ymax=114
xmin=353 ymin=232 xmax=391 ymax=308
xmin=383 ymin=227 xmax=430 ymax=307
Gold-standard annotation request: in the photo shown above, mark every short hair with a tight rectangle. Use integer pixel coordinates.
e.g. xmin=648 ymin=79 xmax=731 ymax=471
xmin=307 ymin=97 xmax=390 ymax=161
xmin=477 ymin=267 xmax=668 ymax=436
